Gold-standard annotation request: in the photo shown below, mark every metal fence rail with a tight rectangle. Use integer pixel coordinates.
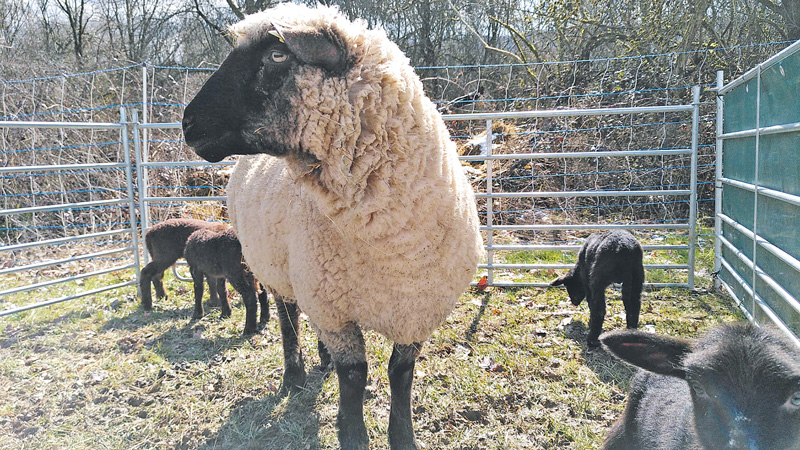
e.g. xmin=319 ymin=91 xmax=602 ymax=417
xmin=715 ymin=39 xmax=800 ymax=346
xmin=133 ymin=92 xmax=700 ymax=290
xmin=0 ymin=109 xmax=140 ymax=317
xmin=0 ymin=92 xmax=703 ymax=316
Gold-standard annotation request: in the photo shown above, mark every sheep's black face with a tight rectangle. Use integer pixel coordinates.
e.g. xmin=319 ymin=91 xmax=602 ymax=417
xmin=183 ymin=24 xmax=349 ymax=163
xmin=183 ymin=37 xmax=298 ymax=162
xmin=603 ymin=324 xmax=800 ymax=450
xmin=686 ymin=355 xmax=800 ymax=450
xmin=550 ymin=271 xmax=585 ymax=305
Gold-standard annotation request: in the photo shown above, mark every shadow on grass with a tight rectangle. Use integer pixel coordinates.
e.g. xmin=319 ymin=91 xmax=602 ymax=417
xmin=465 ymin=292 xmax=492 ymax=342
xmin=0 ymin=309 xmax=89 ymax=347
xmin=141 ymin=317 xmax=254 ymax=364
xmin=99 ymin=295 xmax=262 ymax=365
xmin=199 ymin=367 xmax=331 ymax=450
xmin=562 ymin=319 xmax=637 ymax=391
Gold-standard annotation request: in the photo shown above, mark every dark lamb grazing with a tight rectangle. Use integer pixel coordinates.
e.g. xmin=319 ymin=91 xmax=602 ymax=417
xmin=601 ymin=322 xmax=800 ymax=450
xmin=139 ymin=218 xmax=228 ymax=310
xmin=183 ymin=227 xmax=269 ymax=335
xmin=550 ymin=229 xmax=644 ymax=347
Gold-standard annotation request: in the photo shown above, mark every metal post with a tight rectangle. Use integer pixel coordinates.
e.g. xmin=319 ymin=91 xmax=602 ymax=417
xmin=141 ymin=65 xmax=150 ymax=225
xmin=688 ymin=86 xmax=700 ymax=290
xmin=120 ymin=108 xmax=142 ymax=293
xmin=485 ymin=119 xmax=494 ymax=285
xmin=132 ymin=109 xmax=150 ymax=266
xmin=752 ymin=66 xmax=762 ymax=320
xmin=714 ymin=71 xmax=724 ymax=291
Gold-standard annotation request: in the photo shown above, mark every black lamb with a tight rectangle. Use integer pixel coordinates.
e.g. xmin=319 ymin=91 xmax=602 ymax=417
xmin=601 ymin=322 xmax=800 ymax=449
xmin=550 ymin=230 xmax=644 ymax=347
xmin=139 ymin=218 xmax=229 ymax=310
xmin=183 ymin=227 xmax=269 ymax=334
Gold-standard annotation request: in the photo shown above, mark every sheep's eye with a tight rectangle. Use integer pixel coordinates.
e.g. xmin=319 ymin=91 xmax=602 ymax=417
xmin=790 ymin=392 xmax=800 ymax=407
xmin=689 ymin=380 xmax=708 ymax=398
xmin=269 ymin=50 xmax=288 ymax=63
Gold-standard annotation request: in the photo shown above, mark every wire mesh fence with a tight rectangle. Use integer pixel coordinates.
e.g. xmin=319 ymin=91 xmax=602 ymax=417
xmin=0 ymin=41 xmax=794 ymax=312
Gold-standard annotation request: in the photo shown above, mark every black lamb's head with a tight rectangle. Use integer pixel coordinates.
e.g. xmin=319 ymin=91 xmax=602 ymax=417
xmin=602 ymin=323 xmax=800 ymax=450
xmin=550 ymin=269 xmax=585 ymax=306
xmin=182 ymin=19 xmax=351 ymax=163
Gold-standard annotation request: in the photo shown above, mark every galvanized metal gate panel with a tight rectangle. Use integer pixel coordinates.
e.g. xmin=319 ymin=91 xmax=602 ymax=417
xmin=716 ymin=40 xmax=800 ymax=345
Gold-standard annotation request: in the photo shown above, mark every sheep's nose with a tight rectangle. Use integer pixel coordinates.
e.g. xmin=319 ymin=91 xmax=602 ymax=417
xmin=182 ymin=114 xmax=202 ymax=144
xmin=182 ymin=114 xmax=195 ymax=134
xmin=728 ymin=421 xmax=759 ymax=450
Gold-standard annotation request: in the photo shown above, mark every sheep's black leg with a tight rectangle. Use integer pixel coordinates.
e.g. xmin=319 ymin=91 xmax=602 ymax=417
xmin=586 ymin=283 xmax=607 ymax=347
xmin=226 ymin=271 xmax=256 ymax=333
xmin=140 ymin=261 xmax=170 ymax=310
xmin=328 ymin=325 xmax=368 ymax=450
xmin=388 ymin=342 xmax=422 ymax=450
xmin=153 ymin=270 xmax=166 ymax=299
xmin=189 ymin=266 xmax=205 ymax=320
xmin=274 ymin=294 xmax=306 ymax=393
xmin=215 ymin=277 xmax=232 ymax=319
xmin=205 ymin=275 xmax=220 ymax=307
xmin=257 ymin=283 xmax=269 ymax=325
xmin=622 ymin=274 xmax=643 ymax=330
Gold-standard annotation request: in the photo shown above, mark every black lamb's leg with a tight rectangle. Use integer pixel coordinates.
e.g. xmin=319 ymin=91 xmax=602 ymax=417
xmin=227 ymin=270 xmax=256 ymax=333
xmin=316 ymin=339 xmax=332 ymax=371
xmin=152 ymin=270 xmax=166 ymax=299
xmin=622 ymin=271 xmax=643 ymax=330
xmin=328 ymin=324 xmax=368 ymax=450
xmin=586 ymin=283 xmax=607 ymax=348
xmin=140 ymin=261 xmax=170 ymax=310
xmin=388 ymin=342 xmax=422 ymax=450
xmin=215 ymin=277 xmax=232 ymax=318
xmin=189 ymin=266 xmax=205 ymax=320
xmin=257 ymin=283 xmax=270 ymax=325
xmin=274 ymin=294 xmax=306 ymax=393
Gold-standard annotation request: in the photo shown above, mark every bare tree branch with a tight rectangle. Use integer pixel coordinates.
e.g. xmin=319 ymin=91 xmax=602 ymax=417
xmin=445 ymin=0 xmax=523 ymax=63
xmin=193 ymin=0 xmax=235 ymax=46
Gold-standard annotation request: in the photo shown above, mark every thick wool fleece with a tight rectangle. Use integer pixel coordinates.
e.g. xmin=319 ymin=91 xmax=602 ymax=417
xmin=226 ymin=4 xmax=484 ymax=346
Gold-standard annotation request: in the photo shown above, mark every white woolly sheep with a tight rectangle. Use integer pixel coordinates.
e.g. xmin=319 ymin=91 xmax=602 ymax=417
xmin=181 ymin=4 xmax=484 ymax=449
xmin=601 ymin=322 xmax=800 ymax=449
xmin=139 ymin=218 xmax=228 ymax=310
xmin=550 ymin=229 xmax=644 ymax=347
xmin=183 ymin=227 xmax=269 ymax=334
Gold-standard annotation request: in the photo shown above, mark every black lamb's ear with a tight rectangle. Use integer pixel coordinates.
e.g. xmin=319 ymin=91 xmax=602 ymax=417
xmin=601 ymin=330 xmax=691 ymax=379
xmin=272 ymin=22 xmax=348 ymax=74
xmin=550 ymin=276 xmax=565 ymax=287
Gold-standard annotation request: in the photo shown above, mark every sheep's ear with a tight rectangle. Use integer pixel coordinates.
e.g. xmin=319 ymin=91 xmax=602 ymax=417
xmin=550 ymin=270 xmax=574 ymax=286
xmin=601 ymin=330 xmax=691 ymax=378
xmin=272 ymin=22 xmax=348 ymax=74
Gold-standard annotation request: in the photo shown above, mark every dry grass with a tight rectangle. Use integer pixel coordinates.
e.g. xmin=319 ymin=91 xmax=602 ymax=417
xmin=0 ymin=260 xmax=742 ymax=449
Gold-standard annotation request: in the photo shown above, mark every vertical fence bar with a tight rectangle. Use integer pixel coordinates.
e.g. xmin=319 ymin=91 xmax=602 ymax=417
xmin=485 ymin=119 xmax=494 ymax=284
xmin=752 ymin=66 xmax=762 ymax=319
xmin=714 ymin=71 xmax=724 ymax=291
xmin=132 ymin=109 xmax=150 ymax=266
xmin=141 ymin=66 xmax=150 ymax=237
xmin=119 ymin=108 xmax=142 ymax=291
xmin=688 ymin=86 xmax=700 ymax=290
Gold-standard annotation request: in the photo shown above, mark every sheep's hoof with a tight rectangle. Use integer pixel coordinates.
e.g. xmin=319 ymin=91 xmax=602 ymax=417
xmin=313 ymin=361 xmax=334 ymax=374
xmin=279 ymin=370 xmax=307 ymax=396
xmin=587 ymin=339 xmax=601 ymax=349
xmin=242 ymin=325 xmax=258 ymax=336
xmin=192 ymin=312 xmax=203 ymax=320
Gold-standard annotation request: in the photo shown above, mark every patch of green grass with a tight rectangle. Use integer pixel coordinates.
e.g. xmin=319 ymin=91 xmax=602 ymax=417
xmin=0 ymin=244 xmax=745 ymax=449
